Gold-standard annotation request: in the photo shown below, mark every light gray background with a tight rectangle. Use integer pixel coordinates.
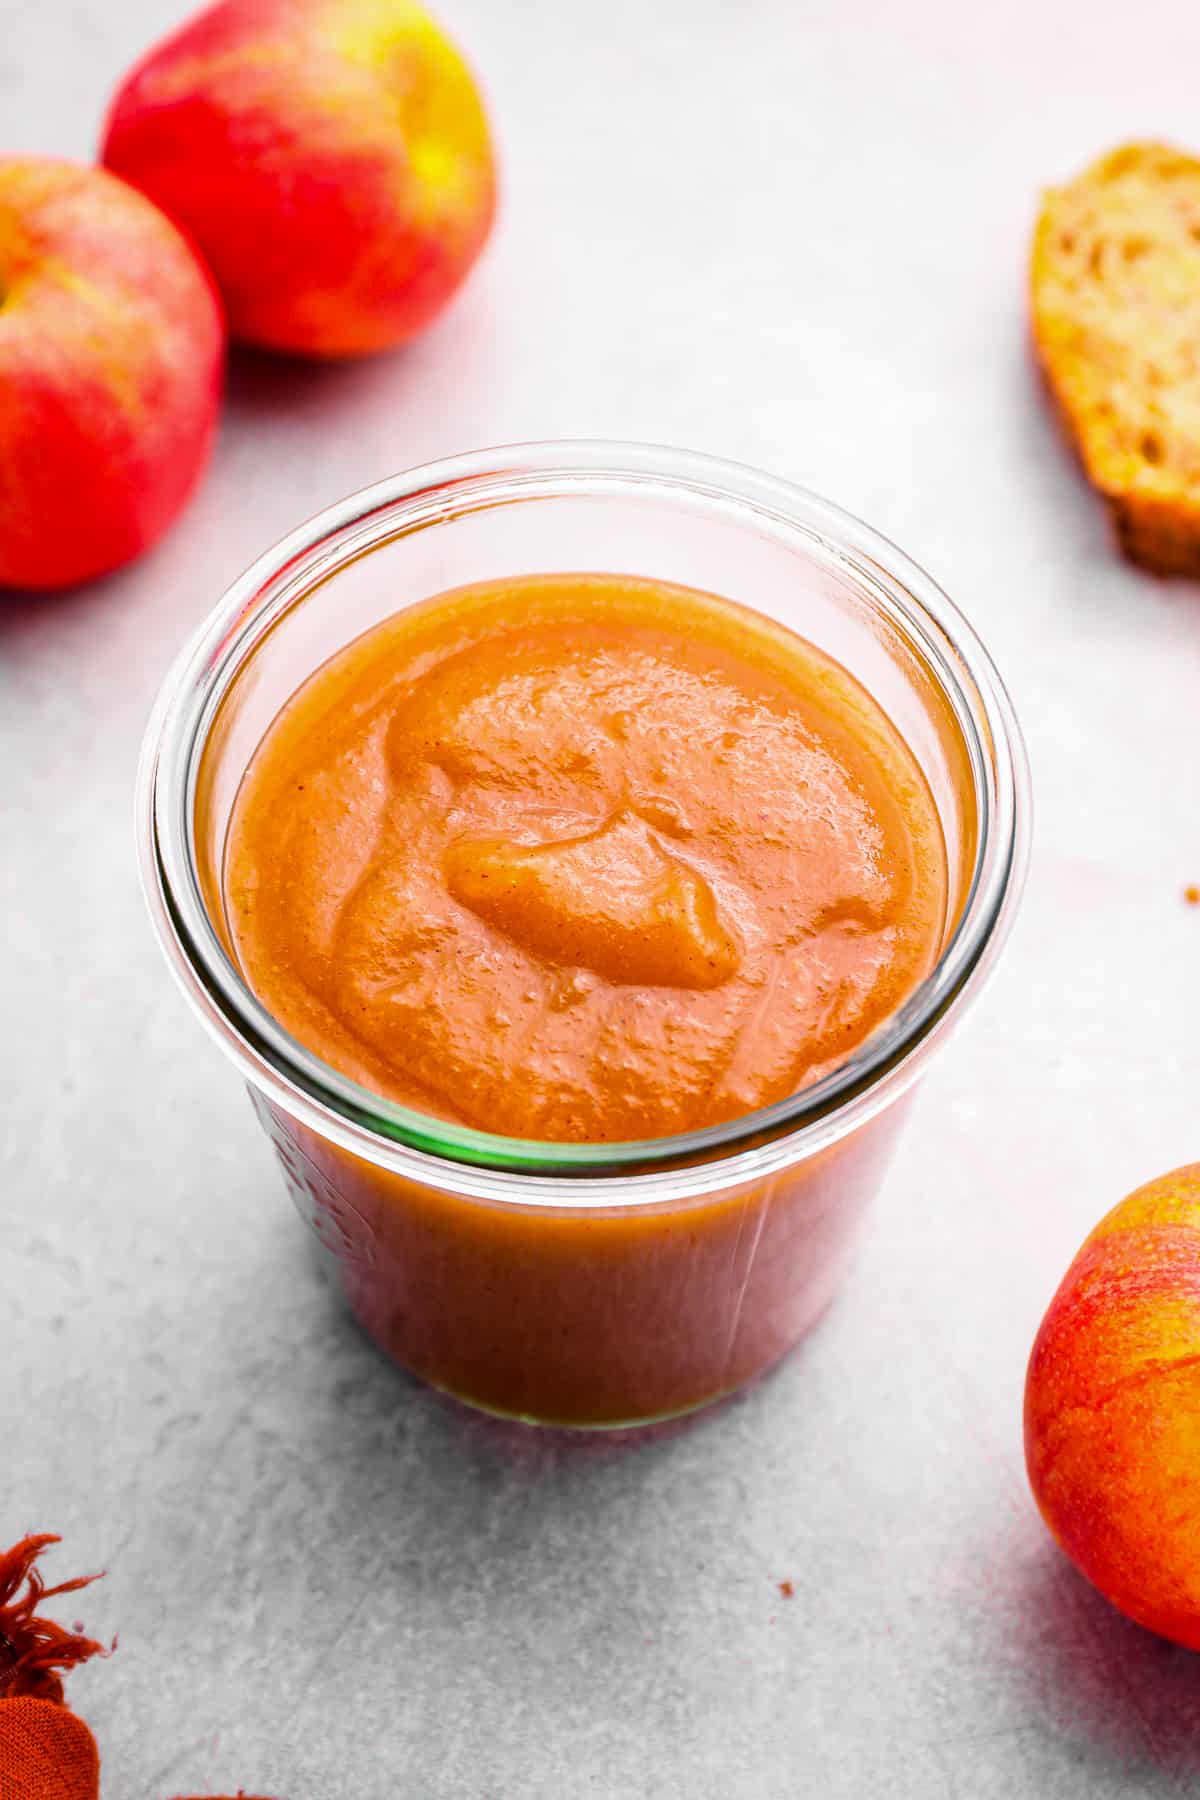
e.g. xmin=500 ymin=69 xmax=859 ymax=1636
xmin=5 ymin=0 xmax=1200 ymax=1793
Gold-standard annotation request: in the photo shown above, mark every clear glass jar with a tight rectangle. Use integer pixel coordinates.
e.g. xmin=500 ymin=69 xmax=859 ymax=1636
xmin=138 ymin=442 xmax=1029 ymax=1428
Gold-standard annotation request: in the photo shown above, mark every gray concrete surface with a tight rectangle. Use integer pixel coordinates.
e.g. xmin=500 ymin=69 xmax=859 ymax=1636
xmin=5 ymin=0 xmax=1200 ymax=1793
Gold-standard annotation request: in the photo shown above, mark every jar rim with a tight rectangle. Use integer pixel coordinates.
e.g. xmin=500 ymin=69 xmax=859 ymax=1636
xmin=137 ymin=440 xmax=1030 ymax=1205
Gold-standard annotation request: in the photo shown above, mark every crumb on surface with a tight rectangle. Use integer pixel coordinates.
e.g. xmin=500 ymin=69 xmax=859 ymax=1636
xmin=1186 ymin=884 xmax=1200 ymax=905
xmin=778 ymin=1579 xmax=795 ymax=1599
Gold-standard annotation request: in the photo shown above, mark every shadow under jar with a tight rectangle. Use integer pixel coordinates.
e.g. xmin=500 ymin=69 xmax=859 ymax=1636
xmin=139 ymin=443 xmax=1029 ymax=1429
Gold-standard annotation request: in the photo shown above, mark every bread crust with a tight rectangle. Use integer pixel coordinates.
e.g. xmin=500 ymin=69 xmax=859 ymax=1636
xmin=1032 ymin=142 xmax=1200 ymax=577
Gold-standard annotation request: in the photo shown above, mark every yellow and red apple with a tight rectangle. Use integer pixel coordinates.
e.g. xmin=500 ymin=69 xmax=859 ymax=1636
xmin=0 ymin=158 xmax=223 ymax=591
xmin=1025 ymin=1163 xmax=1200 ymax=1648
xmin=101 ymin=0 xmax=497 ymax=358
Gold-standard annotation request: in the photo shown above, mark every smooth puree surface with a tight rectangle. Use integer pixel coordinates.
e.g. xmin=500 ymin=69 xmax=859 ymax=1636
xmin=224 ymin=574 xmax=947 ymax=1143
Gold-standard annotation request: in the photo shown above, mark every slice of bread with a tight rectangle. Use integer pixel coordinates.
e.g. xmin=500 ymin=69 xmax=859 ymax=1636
xmin=1031 ymin=142 xmax=1200 ymax=576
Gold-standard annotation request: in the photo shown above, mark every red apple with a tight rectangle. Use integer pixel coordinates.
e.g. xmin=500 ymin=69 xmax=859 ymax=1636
xmin=101 ymin=0 xmax=497 ymax=358
xmin=0 ymin=158 xmax=223 ymax=591
xmin=1025 ymin=1164 xmax=1200 ymax=1648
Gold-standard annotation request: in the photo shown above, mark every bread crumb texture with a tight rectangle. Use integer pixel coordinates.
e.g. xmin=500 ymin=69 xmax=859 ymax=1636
xmin=1032 ymin=142 xmax=1200 ymax=575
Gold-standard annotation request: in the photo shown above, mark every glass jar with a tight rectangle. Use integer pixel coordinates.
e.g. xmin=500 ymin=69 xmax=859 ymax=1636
xmin=139 ymin=442 xmax=1029 ymax=1428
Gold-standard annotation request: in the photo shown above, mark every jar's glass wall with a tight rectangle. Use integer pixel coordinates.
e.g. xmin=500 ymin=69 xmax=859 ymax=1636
xmin=253 ymin=1087 xmax=914 ymax=1426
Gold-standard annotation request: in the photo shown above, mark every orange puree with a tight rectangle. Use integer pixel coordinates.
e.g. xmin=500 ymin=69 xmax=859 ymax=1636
xmin=224 ymin=574 xmax=947 ymax=1142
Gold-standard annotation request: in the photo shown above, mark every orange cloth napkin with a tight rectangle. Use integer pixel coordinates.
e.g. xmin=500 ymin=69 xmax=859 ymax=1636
xmin=0 ymin=1698 xmax=98 ymax=1800
xmin=0 ymin=1536 xmax=276 ymax=1800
